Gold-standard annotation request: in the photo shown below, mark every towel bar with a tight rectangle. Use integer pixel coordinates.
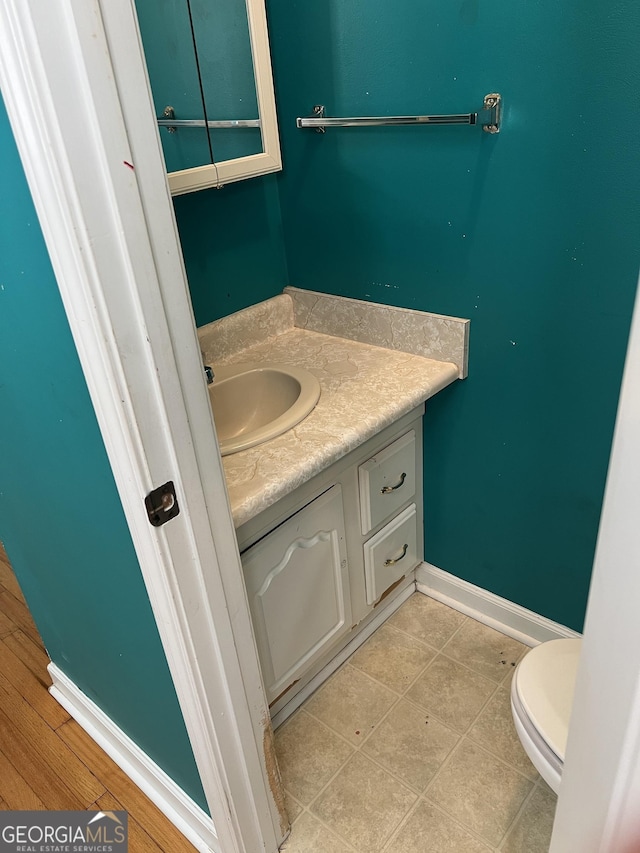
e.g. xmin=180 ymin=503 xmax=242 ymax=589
xmin=296 ymin=93 xmax=501 ymax=134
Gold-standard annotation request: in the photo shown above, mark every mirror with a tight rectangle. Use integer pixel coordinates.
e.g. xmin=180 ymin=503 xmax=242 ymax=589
xmin=135 ymin=0 xmax=281 ymax=195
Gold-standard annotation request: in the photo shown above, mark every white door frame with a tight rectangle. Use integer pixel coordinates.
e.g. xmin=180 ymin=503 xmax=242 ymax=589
xmin=0 ymin=2 xmax=286 ymax=852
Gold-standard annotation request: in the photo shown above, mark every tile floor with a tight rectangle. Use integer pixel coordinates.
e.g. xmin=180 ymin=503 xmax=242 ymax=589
xmin=276 ymin=593 xmax=557 ymax=853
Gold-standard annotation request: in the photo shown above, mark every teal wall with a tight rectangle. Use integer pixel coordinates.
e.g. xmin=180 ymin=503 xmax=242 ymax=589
xmin=174 ymin=174 xmax=288 ymax=326
xmin=264 ymin=0 xmax=640 ymax=629
xmin=0 ymin=97 xmax=207 ymax=811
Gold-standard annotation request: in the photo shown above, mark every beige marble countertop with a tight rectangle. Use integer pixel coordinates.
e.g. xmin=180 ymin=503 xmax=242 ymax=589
xmin=213 ymin=327 xmax=459 ymax=528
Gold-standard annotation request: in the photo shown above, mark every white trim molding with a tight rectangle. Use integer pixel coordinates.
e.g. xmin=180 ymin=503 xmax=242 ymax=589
xmin=416 ymin=563 xmax=581 ymax=647
xmin=49 ymin=665 xmax=217 ymax=853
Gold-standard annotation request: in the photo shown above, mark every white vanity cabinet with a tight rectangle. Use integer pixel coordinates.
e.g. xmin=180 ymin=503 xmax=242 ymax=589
xmin=238 ymin=406 xmax=424 ymax=718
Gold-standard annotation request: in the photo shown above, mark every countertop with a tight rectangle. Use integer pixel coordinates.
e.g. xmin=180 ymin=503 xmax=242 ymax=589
xmin=213 ymin=327 xmax=459 ymax=528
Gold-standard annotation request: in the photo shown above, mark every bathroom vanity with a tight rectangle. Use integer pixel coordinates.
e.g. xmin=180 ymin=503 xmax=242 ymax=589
xmin=199 ymin=289 xmax=468 ymax=723
xmin=238 ymin=409 xmax=422 ymax=718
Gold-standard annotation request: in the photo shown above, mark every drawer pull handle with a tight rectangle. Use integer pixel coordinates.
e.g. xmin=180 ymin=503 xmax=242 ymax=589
xmin=381 ymin=472 xmax=407 ymax=494
xmin=384 ymin=543 xmax=409 ymax=566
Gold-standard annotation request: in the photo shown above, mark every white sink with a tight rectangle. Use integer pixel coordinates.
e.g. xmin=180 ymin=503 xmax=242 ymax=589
xmin=208 ymin=362 xmax=321 ymax=456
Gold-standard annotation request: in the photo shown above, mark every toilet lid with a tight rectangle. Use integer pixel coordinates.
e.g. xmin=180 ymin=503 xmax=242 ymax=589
xmin=514 ymin=638 xmax=582 ymax=762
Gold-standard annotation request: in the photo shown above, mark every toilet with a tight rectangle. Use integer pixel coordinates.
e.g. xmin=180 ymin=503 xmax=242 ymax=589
xmin=510 ymin=637 xmax=582 ymax=794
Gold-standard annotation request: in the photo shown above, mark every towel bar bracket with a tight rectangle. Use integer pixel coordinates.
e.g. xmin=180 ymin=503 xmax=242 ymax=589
xmin=482 ymin=93 xmax=501 ymax=134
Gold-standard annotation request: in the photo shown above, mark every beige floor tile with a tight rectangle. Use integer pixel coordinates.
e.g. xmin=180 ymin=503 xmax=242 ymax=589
xmin=311 ymin=753 xmax=417 ymax=852
xmin=275 ymin=711 xmax=354 ymax=805
xmin=285 ymin=790 xmax=304 ymax=823
xmin=349 ymin=624 xmax=435 ymax=694
xmin=407 ymin=655 xmax=496 ymax=732
xmin=305 ymin=664 xmax=397 ymax=744
xmin=363 ymin=699 xmax=459 ymax=792
xmin=384 ymin=800 xmax=492 ymax=853
xmin=501 ymin=781 xmax=557 ymax=853
xmin=388 ymin=594 xmax=466 ymax=649
xmin=427 ymin=740 xmax=534 ymax=847
xmin=281 ymin=811 xmax=355 ymax=853
xmin=468 ymin=687 xmax=538 ymax=780
xmin=442 ymin=620 xmax=526 ymax=682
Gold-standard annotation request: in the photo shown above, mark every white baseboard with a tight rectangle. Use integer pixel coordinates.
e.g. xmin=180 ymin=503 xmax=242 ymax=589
xmin=416 ymin=563 xmax=581 ymax=647
xmin=48 ymin=664 xmax=218 ymax=853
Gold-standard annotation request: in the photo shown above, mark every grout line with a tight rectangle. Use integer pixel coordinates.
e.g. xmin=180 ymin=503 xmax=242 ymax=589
xmin=348 ymin=633 xmax=446 ymax=695
xmin=409 ymin=658 xmax=537 ymax=824
xmin=420 ymin=735 xmax=538 ymax=848
xmin=381 ymin=794 xmax=496 ymax=853
xmin=327 ymin=660 xmax=405 ymax=700
xmin=388 ymin=644 xmax=504 ymax=738
xmin=292 ymin=728 xmax=358 ymax=811
xmin=463 ymin=680 xmax=539 ymax=784
xmin=495 ymin=775 xmax=549 ymax=850
xmin=460 ymin=735 xmax=539 ymax=784
xmin=344 ymin=694 xmax=404 ymax=752
xmin=422 ymin=797 xmax=496 ymax=851
xmin=283 ymin=795 xmax=303 ymax=823
xmin=420 ymin=731 xmax=470 ymax=800
xmin=435 ymin=648 xmax=514 ymax=686
xmin=301 ymin=675 xmax=462 ymax=801
xmin=283 ymin=803 xmax=361 ymax=853
xmin=302 ymin=687 xmax=405 ymax=755
xmin=299 ymin=667 xmax=464 ymax=799
xmin=285 ymin=708 xmax=358 ymax=754
xmin=378 ymin=796 xmax=424 ymax=852
xmin=438 ymin=624 xmax=524 ymax=685
xmin=350 ymin=738 xmax=428 ymax=798
xmin=294 ymin=724 xmax=425 ymax=848
xmin=455 ymin=670 xmax=504 ymax=730
xmin=434 ymin=609 xmax=471 ymax=647
xmin=276 ymin=708 xmax=359 ymax=811
xmin=397 ymin=688 xmax=471 ymax=738
xmin=375 ymin=616 xmax=446 ymax=656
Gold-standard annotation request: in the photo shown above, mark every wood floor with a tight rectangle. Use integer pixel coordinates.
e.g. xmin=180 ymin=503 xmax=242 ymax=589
xmin=0 ymin=542 xmax=198 ymax=852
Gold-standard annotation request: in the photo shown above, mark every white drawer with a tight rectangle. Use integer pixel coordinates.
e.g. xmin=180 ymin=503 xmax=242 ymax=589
xmin=363 ymin=504 xmax=418 ymax=605
xmin=358 ymin=430 xmax=416 ymax=534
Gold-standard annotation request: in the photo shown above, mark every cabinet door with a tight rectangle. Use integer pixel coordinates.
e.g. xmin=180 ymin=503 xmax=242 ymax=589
xmin=242 ymin=486 xmax=352 ymax=704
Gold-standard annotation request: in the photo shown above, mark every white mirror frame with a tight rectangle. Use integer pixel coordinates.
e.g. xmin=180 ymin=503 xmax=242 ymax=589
xmin=162 ymin=0 xmax=282 ymax=196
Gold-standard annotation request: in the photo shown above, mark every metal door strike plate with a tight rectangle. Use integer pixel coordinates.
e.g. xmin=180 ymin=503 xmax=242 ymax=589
xmin=145 ymin=481 xmax=180 ymax=527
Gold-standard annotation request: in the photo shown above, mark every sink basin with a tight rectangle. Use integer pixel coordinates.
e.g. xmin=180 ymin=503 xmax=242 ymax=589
xmin=209 ymin=362 xmax=321 ymax=456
